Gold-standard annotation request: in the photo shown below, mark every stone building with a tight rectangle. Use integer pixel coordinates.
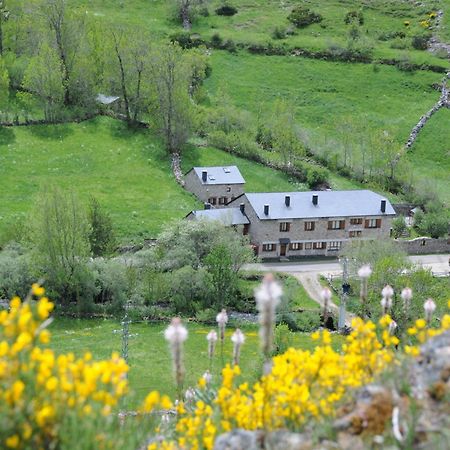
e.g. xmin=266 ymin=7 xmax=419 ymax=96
xmin=184 ymin=166 xmax=245 ymax=205
xmin=224 ymin=190 xmax=396 ymax=258
xmin=186 ymin=207 xmax=250 ymax=235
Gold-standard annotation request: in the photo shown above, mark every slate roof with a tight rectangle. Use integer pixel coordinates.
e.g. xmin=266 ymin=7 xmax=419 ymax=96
xmin=188 ymin=208 xmax=249 ymax=225
xmin=244 ymin=190 xmax=396 ymax=220
xmin=189 ymin=166 xmax=245 ymax=185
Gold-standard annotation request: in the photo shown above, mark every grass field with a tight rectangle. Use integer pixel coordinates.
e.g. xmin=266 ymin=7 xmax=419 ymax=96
xmin=0 ymin=117 xmax=312 ymax=243
xmin=406 ymin=108 xmax=450 ymax=205
xmin=71 ymin=0 xmax=448 ymax=67
xmin=48 ymin=318 xmax=342 ymax=405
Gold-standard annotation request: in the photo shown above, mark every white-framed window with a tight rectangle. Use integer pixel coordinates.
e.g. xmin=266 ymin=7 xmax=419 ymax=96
xmin=328 ymin=220 xmax=345 ymax=230
xmin=208 ymin=197 xmax=217 ymax=205
xmin=350 ymin=218 xmax=363 ymax=225
xmin=365 ymin=218 xmax=380 ymax=228
xmin=262 ymin=243 xmax=276 ymax=252
xmin=289 ymin=242 xmax=303 ymax=251
xmin=279 ymin=222 xmax=290 ymax=232
xmin=349 ymin=230 xmax=362 ymax=238
xmin=327 ymin=241 xmax=341 ymax=250
xmin=304 ymin=221 xmax=315 ymax=231
xmin=218 ymin=197 xmax=227 ymax=205
xmin=313 ymin=242 xmax=326 ymax=250
xmin=304 ymin=242 xmax=312 ymax=250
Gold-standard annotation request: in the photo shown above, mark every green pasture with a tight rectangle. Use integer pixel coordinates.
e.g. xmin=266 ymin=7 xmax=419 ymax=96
xmin=48 ymin=318 xmax=342 ymax=405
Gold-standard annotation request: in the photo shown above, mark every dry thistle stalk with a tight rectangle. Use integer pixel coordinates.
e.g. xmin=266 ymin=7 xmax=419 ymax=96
xmin=401 ymin=287 xmax=412 ymax=319
xmin=255 ymin=273 xmax=282 ymax=373
xmin=164 ymin=317 xmax=188 ymax=399
xmin=381 ymin=285 xmax=394 ymax=314
xmin=424 ymin=298 xmax=436 ymax=326
xmin=358 ymin=265 xmax=372 ymax=317
xmin=206 ymin=330 xmax=218 ymax=369
xmin=320 ymin=287 xmax=332 ymax=327
xmin=216 ymin=309 xmax=228 ymax=365
xmin=231 ymin=328 xmax=245 ymax=366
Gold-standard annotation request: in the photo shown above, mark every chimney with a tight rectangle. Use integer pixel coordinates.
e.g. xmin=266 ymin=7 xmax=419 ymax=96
xmin=285 ymin=195 xmax=290 ymax=207
xmin=202 ymin=170 xmax=207 ymax=182
xmin=240 ymin=203 xmax=245 ymax=214
xmin=381 ymin=199 xmax=386 ymax=213
xmin=264 ymin=204 xmax=269 ymax=216
xmin=312 ymin=194 xmax=318 ymax=206
xmin=204 ymin=202 xmax=211 ymax=210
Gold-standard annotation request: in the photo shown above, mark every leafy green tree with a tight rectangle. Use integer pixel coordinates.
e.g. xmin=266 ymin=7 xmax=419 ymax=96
xmin=87 ymin=197 xmax=116 ymax=257
xmin=204 ymin=243 xmax=237 ymax=308
xmin=0 ymin=0 xmax=9 ymax=56
xmin=170 ymin=0 xmax=208 ymax=29
xmin=0 ymin=54 xmax=9 ymax=109
xmin=418 ymin=213 xmax=449 ymax=238
xmin=392 ymin=216 xmax=408 ymax=239
xmin=148 ymin=43 xmax=196 ymax=153
xmin=22 ymin=43 xmax=64 ymax=121
xmin=30 ymin=187 xmax=92 ymax=305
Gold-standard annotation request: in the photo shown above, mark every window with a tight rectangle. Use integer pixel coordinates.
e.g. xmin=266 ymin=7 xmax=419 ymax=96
xmin=328 ymin=241 xmax=341 ymax=251
xmin=226 ymin=186 xmax=231 ymax=193
xmin=365 ymin=218 xmax=381 ymax=229
xmin=313 ymin=242 xmax=326 ymax=250
xmin=328 ymin=220 xmax=345 ymax=230
xmin=208 ymin=197 xmax=217 ymax=205
xmin=350 ymin=218 xmax=363 ymax=225
xmin=349 ymin=230 xmax=362 ymax=238
xmin=218 ymin=197 xmax=227 ymax=205
xmin=304 ymin=221 xmax=315 ymax=231
xmin=279 ymin=222 xmax=290 ymax=232
xmin=262 ymin=243 xmax=276 ymax=252
xmin=304 ymin=242 xmax=312 ymax=250
xmin=289 ymin=242 xmax=303 ymax=251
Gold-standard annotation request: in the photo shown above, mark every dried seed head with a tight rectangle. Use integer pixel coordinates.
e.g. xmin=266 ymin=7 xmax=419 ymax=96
xmin=320 ymin=287 xmax=332 ymax=303
xmin=358 ymin=265 xmax=372 ymax=279
xmin=164 ymin=317 xmax=188 ymax=344
xmin=381 ymin=296 xmax=392 ymax=312
xmin=206 ymin=330 xmax=218 ymax=343
xmin=381 ymin=285 xmax=394 ymax=299
xmin=216 ymin=309 xmax=228 ymax=326
xmin=388 ymin=320 xmax=398 ymax=335
xmin=231 ymin=328 xmax=245 ymax=345
xmin=424 ymin=298 xmax=436 ymax=314
xmin=202 ymin=370 xmax=212 ymax=384
xmin=255 ymin=273 xmax=282 ymax=308
xmin=401 ymin=287 xmax=413 ymax=302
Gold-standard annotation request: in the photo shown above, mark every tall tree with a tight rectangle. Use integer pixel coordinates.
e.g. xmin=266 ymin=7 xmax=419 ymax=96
xmin=0 ymin=0 xmax=9 ymax=56
xmin=22 ymin=43 xmax=64 ymax=121
xmin=148 ymin=43 xmax=193 ymax=153
xmin=0 ymin=55 xmax=9 ymax=109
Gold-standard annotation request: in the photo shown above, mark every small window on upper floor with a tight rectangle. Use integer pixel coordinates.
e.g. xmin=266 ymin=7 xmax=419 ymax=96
xmin=279 ymin=222 xmax=290 ymax=232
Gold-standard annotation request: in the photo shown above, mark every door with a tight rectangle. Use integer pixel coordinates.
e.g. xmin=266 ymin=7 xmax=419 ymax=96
xmin=280 ymin=244 xmax=287 ymax=257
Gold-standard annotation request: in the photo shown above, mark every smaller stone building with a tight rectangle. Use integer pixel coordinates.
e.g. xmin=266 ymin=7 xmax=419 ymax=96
xmin=184 ymin=166 xmax=245 ymax=205
xmin=186 ymin=207 xmax=250 ymax=235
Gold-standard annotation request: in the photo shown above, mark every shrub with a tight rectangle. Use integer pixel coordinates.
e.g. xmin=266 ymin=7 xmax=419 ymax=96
xmin=392 ymin=216 xmax=408 ymax=238
xmin=272 ymin=26 xmax=287 ymax=40
xmin=295 ymin=310 xmax=321 ymax=332
xmin=216 ymin=4 xmax=237 ymax=16
xmin=306 ymin=166 xmax=329 ymax=188
xmin=412 ymin=34 xmax=431 ymax=50
xmin=274 ymin=323 xmax=294 ymax=355
xmin=416 ymin=212 xmax=449 ymax=238
xmin=170 ymin=32 xmax=205 ymax=49
xmin=88 ymin=197 xmax=116 ymax=257
xmin=344 ymin=10 xmax=364 ymax=25
xmin=223 ymin=39 xmax=237 ymax=53
xmin=210 ymin=33 xmax=223 ymax=48
xmin=288 ymin=6 xmax=323 ymax=28
xmin=0 ymin=244 xmax=33 ymax=300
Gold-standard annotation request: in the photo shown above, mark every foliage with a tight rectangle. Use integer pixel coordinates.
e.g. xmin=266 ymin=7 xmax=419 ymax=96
xmin=0 ymin=286 xmax=166 ymax=449
xmin=415 ymin=212 xmax=449 ymax=238
xmin=29 ymin=187 xmax=92 ymax=306
xmin=87 ymin=197 xmax=116 ymax=257
xmin=0 ymin=55 xmax=9 ymax=109
xmin=411 ymin=34 xmax=431 ymax=50
xmin=215 ymin=4 xmax=237 ymax=17
xmin=391 ymin=215 xmax=408 ymax=238
xmin=344 ymin=11 xmax=364 ymax=25
xmin=288 ymin=7 xmax=323 ymax=28
xmin=0 ymin=244 xmax=33 ymax=300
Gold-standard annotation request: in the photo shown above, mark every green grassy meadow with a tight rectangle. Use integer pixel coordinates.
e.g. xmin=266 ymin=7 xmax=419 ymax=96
xmin=48 ymin=318 xmax=342 ymax=404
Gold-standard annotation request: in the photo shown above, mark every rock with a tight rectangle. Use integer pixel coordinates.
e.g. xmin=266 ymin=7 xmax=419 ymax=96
xmin=214 ymin=429 xmax=262 ymax=450
xmin=265 ymin=430 xmax=313 ymax=450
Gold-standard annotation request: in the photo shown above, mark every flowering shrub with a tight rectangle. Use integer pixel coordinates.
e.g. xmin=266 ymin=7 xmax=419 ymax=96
xmin=0 ymin=285 xmax=162 ymax=449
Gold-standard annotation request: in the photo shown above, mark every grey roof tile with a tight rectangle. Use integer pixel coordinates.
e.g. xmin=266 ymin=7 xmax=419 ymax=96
xmin=189 ymin=208 xmax=249 ymax=225
xmin=192 ymin=166 xmax=245 ymax=185
xmin=245 ymin=190 xmax=396 ymax=219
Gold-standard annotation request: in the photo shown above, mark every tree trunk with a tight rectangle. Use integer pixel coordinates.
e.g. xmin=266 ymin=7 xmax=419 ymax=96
xmin=180 ymin=0 xmax=191 ymax=30
xmin=112 ymin=33 xmax=131 ymax=123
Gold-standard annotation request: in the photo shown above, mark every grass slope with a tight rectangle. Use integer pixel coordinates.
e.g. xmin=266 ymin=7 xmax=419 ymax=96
xmin=48 ymin=318 xmax=342 ymax=404
xmin=407 ymin=108 xmax=450 ymax=205
xmin=0 ymin=116 xmax=312 ymax=242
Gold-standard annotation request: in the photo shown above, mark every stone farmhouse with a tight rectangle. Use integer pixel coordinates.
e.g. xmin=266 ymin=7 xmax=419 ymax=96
xmin=184 ymin=166 xmax=245 ymax=205
xmin=185 ymin=166 xmax=396 ymax=258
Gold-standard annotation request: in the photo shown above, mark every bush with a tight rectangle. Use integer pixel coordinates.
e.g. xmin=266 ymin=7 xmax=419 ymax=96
xmin=272 ymin=26 xmax=287 ymax=40
xmin=416 ymin=212 xmax=449 ymax=238
xmin=294 ymin=310 xmax=321 ymax=332
xmin=210 ymin=33 xmax=223 ymax=48
xmin=216 ymin=4 xmax=237 ymax=16
xmin=274 ymin=323 xmax=294 ymax=355
xmin=88 ymin=197 xmax=116 ymax=257
xmin=170 ymin=32 xmax=205 ymax=49
xmin=412 ymin=34 xmax=431 ymax=50
xmin=344 ymin=10 xmax=364 ymax=25
xmin=392 ymin=216 xmax=408 ymax=238
xmin=223 ymin=39 xmax=237 ymax=53
xmin=288 ymin=6 xmax=323 ymax=28
xmin=0 ymin=244 xmax=33 ymax=300
xmin=306 ymin=166 xmax=329 ymax=188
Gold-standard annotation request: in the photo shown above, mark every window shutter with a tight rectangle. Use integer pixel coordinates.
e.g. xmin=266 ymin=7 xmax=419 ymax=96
xmin=328 ymin=221 xmax=332 ymax=230
xmin=376 ymin=219 xmax=381 ymax=228
xmin=340 ymin=220 xmax=345 ymax=229
xmin=364 ymin=219 xmax=369 ymax=228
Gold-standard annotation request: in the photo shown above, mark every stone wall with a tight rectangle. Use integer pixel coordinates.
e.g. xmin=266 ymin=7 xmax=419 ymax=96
xmin=184 ymin=170 xmax=245 ymax=204
xmin=396 ymin=237 xmax=450 ymax=255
